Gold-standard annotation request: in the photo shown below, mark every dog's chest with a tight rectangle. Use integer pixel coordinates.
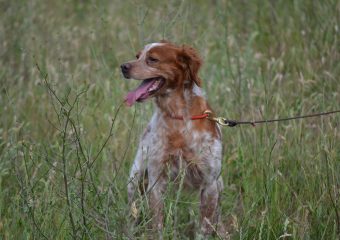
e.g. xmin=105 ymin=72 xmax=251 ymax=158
xmin=145 ymin=113 xmax=216 ymax=155
xmin=142 ymin=112 xmax=222 ymax=187
xmin=157 ymin=124 xmax=206 ymax=154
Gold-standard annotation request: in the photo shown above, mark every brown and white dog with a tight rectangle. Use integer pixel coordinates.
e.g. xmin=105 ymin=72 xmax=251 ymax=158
xmin=121 ymin=41 xmax=224 ymax=236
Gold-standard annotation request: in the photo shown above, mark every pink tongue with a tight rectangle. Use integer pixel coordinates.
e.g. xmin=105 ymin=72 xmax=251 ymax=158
xmin=125 ymin=79 xmax=156 ymax=106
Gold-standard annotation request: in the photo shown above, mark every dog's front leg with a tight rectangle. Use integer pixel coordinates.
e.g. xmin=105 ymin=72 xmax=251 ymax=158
xmin=127 ymin=144 xmax=146 ymax=203
xmin=200 ymin=180 xmax=220 ymax=235
xmin=148 ymin=169 xmax=167 ymax=233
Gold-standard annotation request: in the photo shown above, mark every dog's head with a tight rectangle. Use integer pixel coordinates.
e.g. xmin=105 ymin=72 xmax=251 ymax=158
xmin=121 ymin=41 xmax=202 ymax=106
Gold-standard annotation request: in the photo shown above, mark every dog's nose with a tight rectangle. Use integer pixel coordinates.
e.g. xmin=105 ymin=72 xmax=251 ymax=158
xmin=120 ymin=63 xmax=131 ymax=74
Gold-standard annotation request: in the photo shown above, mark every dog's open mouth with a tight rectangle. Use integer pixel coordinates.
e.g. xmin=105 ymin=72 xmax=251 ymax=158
xmin=125 ymin=78 xmax=165 ymax=106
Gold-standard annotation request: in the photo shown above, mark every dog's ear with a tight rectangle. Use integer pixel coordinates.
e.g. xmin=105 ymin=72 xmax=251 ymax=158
xmin=178 ymin=45 xmax=202 ymax=87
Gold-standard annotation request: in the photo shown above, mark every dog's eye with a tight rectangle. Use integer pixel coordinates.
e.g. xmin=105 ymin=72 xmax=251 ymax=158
xmin=147 ymin=56 xmax=159 ymax=63
xmin=136 ymin=55 xmax=140 ymax=59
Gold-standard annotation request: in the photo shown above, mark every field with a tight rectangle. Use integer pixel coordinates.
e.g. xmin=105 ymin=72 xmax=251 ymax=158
xmin=1 ymin=0 xmax=340 ymax=239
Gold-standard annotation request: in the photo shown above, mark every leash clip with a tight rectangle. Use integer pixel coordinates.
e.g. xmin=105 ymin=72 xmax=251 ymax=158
xmin=204 ymin=110 xmax=237 ymax=127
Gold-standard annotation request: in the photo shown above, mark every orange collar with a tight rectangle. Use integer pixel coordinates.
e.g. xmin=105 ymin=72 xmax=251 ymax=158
xmin=171 ymin=113 xmax=210 ymax=120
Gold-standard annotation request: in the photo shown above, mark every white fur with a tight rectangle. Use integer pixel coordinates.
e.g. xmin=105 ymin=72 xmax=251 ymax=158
xmin=145 ymin=42 xmax=164 ymax=51
xmin=140 ymin=42 xmax=164 ymax=60
xmin=192 ymin=83 xmax=205 ymax=97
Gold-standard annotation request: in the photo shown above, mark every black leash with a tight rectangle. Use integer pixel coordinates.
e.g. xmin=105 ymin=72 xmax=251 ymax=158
xmin=205 ymin=110 xmax=340 ymax=127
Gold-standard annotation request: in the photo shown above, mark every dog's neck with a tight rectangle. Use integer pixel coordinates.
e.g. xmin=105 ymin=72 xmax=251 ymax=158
xmin=155 ymin=83 xmax=207 ymax=120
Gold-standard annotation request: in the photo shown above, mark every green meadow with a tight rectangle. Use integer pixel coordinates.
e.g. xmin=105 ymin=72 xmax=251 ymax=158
xmin=1 ymin=0 xmax=339 ymax=239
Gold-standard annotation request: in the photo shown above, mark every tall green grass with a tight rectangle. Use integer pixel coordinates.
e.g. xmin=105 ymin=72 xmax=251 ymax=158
xmin=1 ymin=0 xmax=339 ymax=239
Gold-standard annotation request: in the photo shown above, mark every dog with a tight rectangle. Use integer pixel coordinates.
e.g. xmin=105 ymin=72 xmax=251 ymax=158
xmin=121 ymin=41 xmax=224 ymax=236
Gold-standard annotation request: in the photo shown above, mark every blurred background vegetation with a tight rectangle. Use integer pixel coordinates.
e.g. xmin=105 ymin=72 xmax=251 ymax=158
xmin=0 ymin=0 xmax=339 ymax=239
